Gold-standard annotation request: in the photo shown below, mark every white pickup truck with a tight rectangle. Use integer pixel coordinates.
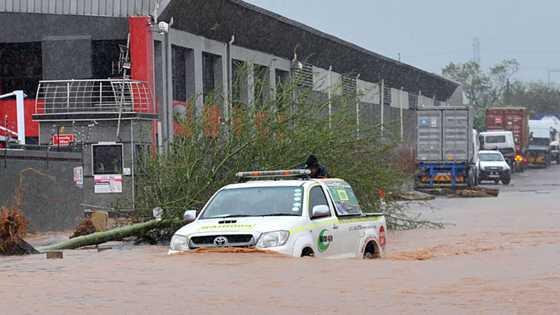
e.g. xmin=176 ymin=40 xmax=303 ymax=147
xmin=169 ymin=170 xmax=387 ymax=259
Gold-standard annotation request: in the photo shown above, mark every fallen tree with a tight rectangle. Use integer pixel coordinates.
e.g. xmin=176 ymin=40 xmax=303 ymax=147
xmin=38 ymin=219 xmax=174 ymax=252
xmin=41 ymin=71 xmax=444 ymax=252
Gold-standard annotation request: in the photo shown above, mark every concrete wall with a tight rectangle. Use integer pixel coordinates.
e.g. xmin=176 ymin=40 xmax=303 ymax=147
xmin=42 ymin=35 xmax=92 ymax=80
xmin=0 ymin=150 xmax=83 ymax=231
xmin=156 ymin=27 xmax=294 ymax=144
xmin=38 ymin=119 xmax=153 ymax=212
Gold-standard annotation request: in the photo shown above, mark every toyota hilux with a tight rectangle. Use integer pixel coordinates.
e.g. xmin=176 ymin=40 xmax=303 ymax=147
xmin=477 ymin=150 xmax=512 ymax=185
xmin=169 ymin=170 xmax=387 ymax=259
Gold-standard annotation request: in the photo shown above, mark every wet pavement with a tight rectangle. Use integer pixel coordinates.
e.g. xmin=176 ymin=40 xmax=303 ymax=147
xmin=1 ymin=165 xmax=559 ymax=315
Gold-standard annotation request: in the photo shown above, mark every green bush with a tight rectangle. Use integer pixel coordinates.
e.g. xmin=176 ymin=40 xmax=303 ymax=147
xmin=136 ymin=74 xmax=424 ymax=229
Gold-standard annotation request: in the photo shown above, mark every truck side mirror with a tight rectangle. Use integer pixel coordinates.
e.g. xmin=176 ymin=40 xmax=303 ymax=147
xmin=183 ymin=210 xmax=197 ymax=223
xmin=311 ymin=205 xmax=330 ymax=219
xmin=479 ymin=135 xmax=484 ymax=147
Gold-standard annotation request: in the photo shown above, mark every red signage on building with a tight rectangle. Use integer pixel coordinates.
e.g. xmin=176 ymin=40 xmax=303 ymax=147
xmin=52 ymin=134 xmax=76 ymax=146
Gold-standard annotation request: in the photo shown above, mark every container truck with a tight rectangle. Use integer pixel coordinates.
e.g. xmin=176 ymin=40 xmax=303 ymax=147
xmin=415 ymin=106 xmax=478 ymax=189
xmin=537 ymin=116 xmax=560 ymax=164
xmin=528 ymin=120 xmax=554 ymax=167
xmin=485 ymin=107 xmax=529 ymax=171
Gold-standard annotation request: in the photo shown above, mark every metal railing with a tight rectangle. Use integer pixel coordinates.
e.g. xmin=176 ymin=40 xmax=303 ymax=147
xmin=35 ymin=79 xmax=153 ymax=114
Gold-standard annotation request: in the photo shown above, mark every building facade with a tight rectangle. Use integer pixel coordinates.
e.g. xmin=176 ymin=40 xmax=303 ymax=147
xmin=0 ymin=0 xmax=461 ymax=229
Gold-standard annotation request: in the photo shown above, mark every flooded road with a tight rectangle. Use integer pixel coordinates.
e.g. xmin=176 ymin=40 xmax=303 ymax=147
xmin=2 ymin=166 xmax=560 ymax=315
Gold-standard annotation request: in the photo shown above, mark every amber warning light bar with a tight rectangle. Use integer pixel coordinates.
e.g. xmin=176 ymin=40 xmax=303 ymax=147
xmin=236 ymin=169 xmax=311 ymax=179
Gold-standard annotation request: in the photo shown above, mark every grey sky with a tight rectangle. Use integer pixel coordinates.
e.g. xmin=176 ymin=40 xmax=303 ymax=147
xmin=245 ymin=0 xmax=560 ymax=83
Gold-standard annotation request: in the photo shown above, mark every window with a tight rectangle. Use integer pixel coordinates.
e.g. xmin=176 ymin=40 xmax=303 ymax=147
xmin=0 ymin=42 xmax=42 ymax=97
xmin=203 ymin=52 xmax=222 ymax=102
xmin=92 ymin=40 xmax=126 ymax=78
xmin=479 ymin=153 xmax=504 ymax=162
xmin=485 ymin=135 xmax=506 ymax=144
xmin=93 ymin=144 xmax=123 ymax=175
xmin=530 ymin=138 xmax=550 ymax=146
xmin=172 ymin=46 xmax=187 ymax=101
xmin=232 ymin=59 xmax=247 ymax=107
xmin=253 ymin=64 xmax=269 ymax=109
xmin=201 ymin=187 xmax=303 ymax=218
xmin=309 ymin=186 xmax=330 ymax=218
xmin=326 ymin=182 xmax=362 ymax=216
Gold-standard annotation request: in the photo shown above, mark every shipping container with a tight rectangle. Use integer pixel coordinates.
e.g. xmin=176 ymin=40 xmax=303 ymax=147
xmin=485 ymin=107 xmax=529 ymax=155
xmin=415 ymin=106 xmax=476 ymax=189
xmin=416 ymin=106 xmax=474 ymax=162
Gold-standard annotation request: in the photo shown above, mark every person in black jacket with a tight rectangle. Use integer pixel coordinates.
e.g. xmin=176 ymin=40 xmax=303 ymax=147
xmin=301 ymin=155 xmax=329 ymax=178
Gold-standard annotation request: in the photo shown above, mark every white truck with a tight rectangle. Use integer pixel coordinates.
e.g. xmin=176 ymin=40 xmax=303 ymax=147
xmin=477 ymin=150 xmax=512 ymax=185
xmin=479 ymin=131 xmax=516 ymax=170
xmin=169 ymin=170 xmax=387 ymax=259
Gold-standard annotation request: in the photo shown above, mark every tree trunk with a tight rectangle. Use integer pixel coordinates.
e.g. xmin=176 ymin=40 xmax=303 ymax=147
xmin=38 ymin=220 xmax=169 ymax=252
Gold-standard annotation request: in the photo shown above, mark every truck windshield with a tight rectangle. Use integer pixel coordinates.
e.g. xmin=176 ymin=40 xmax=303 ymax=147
xmin=479 ymin=153 xmax=504 ymax=161
xmin=530 ymin=138 xmax=550 ymax=146
xmin=485 ymin=135 xmax=506 ymax=143
xmin=200 ymin=187 xmax=303 ymax=219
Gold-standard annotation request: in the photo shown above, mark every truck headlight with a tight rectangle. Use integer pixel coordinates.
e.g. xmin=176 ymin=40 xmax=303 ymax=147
xmin=256 ymin=231 xmax=290 ymax=248
xmin=170 ymin=235 xmax=189 ymax=251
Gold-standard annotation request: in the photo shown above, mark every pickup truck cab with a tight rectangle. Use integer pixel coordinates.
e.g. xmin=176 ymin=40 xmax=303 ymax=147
xmin=480 ymin=131 xmax=516 ymax=170
xmin=477 ymin=150 xmax=511 ymax=185
xmin=169 ymin=170 xmax=387 ymax=259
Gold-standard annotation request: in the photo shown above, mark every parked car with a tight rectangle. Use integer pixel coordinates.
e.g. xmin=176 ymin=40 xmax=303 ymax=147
xmin=479 ymin=131 xmax=516 ymax=171
xmin=169 ymin=170 xmax=387 ymax=259
xmin=477 ymin=150 xmax=512 ymax=185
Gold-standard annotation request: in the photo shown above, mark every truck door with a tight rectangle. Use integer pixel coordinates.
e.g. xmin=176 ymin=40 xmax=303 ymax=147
xmin=308 ymin=185 xmax=336 ymax=257
xmin=326 ymin=184 xmax=364 ymax=258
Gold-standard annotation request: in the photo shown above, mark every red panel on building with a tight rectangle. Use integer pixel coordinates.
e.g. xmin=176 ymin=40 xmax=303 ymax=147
xmin=0 ymin=99 xmax=39 ymax=138
xmin=129 ymin=16 xmax=157 ymax=150
xmin=129 ymin=16 xmax=155 ymax=114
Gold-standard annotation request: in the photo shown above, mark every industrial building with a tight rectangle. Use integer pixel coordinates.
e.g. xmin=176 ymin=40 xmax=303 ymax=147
xmin=0 ymin=0 xmax=461 ymax=230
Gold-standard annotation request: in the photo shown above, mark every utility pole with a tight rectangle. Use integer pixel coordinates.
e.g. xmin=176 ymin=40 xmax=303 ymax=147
xmin=355 ymin=73 xmax=361 ymax=139
xmin=472 ymin=37 xmax=481 ymax=65
xmin=380 ymin=79 xmax=384 ymax=137
xmin=328 ymin=65 xmax=333 ymax=129
xmin=400 ymin=87 xmax=404 ymax=143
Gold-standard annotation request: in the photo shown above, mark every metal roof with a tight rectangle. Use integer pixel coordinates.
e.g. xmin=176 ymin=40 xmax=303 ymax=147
xmin=0 ymin=0 xmax=170 ymax=17
xmin=160 ymin=0 xmax=460 ymax=101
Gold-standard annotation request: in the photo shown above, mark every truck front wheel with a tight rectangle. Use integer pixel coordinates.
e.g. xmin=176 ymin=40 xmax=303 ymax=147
xmin=501 ymin=176 xmax=511 ymax=185
xmin=301 ymin=247 xmax=314 ymax=257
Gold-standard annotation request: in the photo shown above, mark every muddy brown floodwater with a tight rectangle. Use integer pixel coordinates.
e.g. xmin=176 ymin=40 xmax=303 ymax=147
xmin=2 ymin=166 xmax=560 ymax=315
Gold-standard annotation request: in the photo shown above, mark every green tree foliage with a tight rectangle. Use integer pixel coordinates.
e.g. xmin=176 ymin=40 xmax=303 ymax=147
xmin=135 ymin=69 xmax=430 ymax=230
xmin=442 ymin=59 xmax=519 ymax=129
xmin=509 ymin=81 xmax=560 ymax=116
